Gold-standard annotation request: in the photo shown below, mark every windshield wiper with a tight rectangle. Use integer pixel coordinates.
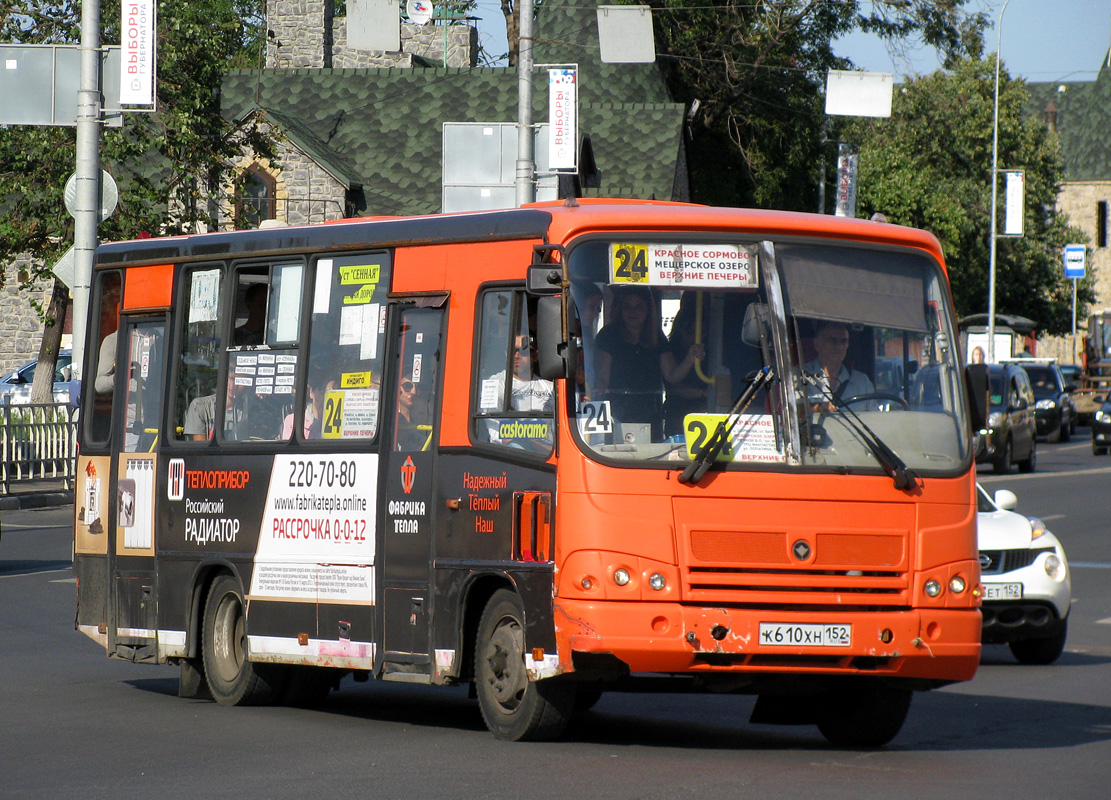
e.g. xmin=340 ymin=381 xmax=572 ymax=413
xmin=805 ymin=376 xmax=921 ymax=491
xmin=678 ymin=366 xmax=774 ymax=485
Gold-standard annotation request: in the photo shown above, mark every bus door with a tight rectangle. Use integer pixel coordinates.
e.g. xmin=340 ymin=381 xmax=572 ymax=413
xmin=107 ymin=317 xmax=167 ymax=662
xmin=381 ymin=304 xmax=444 ymax=671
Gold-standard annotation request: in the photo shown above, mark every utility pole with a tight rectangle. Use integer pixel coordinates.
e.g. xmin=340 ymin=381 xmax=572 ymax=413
xmin=72 ymin=0 xmax=103 ymax=382
xmin=515 ymin=0 xmax=535 ymax=207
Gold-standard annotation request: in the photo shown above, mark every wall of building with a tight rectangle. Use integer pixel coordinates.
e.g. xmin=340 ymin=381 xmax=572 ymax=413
xmin=0 ymin=262 xmax=56 ymax=375
xmin=1037 ymin=179 xmax=1111 ymax=364
xmin=267 ymin=0 xmax=476 ymax=69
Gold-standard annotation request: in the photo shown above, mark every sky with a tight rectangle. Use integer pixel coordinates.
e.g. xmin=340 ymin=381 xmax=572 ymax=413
xmin=469 ymin=0 xmax=1111 ymax=85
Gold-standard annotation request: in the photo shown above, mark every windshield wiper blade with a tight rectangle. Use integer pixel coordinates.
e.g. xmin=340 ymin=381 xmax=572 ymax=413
xmin=806 ymin=377 xmax=920 ymax=491
xmin=678 ymin=366 xmax=774 ymax=485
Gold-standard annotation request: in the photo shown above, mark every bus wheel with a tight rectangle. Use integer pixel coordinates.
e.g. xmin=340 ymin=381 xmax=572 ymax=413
xmin=202 ymin=574 xmax=285 ymax=706
xmin=475 ymin=589 xmax=575 ymax=741
xmin=815 ymin=680 xmax=912 ymax=748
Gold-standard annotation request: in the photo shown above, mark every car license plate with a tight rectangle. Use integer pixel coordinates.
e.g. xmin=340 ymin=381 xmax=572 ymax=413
xmin=983 ymin=582 xmax=1023 ymax=600
xmin=758 ymin=623 xmax=851 ymax=647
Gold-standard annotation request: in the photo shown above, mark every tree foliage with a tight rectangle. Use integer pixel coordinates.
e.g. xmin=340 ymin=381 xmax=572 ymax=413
xmin=0 ymin=0 xmax=271 ymax=278
xmin=844 ymin=55 xmax=1091 ymax=334
xmin=636 ymin=0 xmax=986 ymax=211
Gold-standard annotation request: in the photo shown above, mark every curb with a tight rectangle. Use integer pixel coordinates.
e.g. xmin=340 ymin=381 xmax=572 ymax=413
xmin=0 ymin=492 xmax=73 ymax=511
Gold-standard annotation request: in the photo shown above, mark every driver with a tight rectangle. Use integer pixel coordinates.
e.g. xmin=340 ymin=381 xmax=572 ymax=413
xmin=803 ymin=321 xmax=876 ymax=412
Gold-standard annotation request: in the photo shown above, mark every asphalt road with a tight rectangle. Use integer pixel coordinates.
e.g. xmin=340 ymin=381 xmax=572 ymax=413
xmin=2 ymin=439 xmax=1109 ymax=800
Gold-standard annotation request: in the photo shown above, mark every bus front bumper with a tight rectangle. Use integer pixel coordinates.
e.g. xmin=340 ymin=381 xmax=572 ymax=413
xmin=554 ymin=599 xmax=981 ymax=683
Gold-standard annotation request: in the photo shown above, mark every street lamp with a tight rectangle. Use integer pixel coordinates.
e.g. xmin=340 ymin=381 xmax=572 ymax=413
xmin=987 ymin=0 xmax=1012 ymax=362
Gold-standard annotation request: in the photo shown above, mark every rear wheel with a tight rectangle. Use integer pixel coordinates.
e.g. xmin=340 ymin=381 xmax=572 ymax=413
xmin=1009 ymin=622 xmax=1068 ymax=665
xmin=1017 ymin=439 xmax=1037 ymax=473
xmin=474 ymin=589 xmax=575 ymax=741
xmin=815 ymin=680 xmax=912 ymax=748
xmin=202 ymin=574 xmax=285 ymax=705
xmin=993 ymin=437 xmax=1013 ymax=474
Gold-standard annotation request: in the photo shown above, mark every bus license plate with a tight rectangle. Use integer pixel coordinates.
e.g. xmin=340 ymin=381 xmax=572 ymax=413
xmin=758 ymin=623 xmax=851 ymax=647
xmin=983 ymin=582 xmax=1023 ymax=600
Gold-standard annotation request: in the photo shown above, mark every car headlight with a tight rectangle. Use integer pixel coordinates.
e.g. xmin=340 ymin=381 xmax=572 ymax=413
xmin=1028 ymin=517 xmax=1047 ymax=540
xmin=987 ymin=411 xmax=1003 ymax=428
xmin=1035 ymin=398 xmax=1056 ymax=410
xmin=1097 ymin=410 xmax=1110 ymax=423
xmin=1044 ymin=553 xmax=1066 ymax=581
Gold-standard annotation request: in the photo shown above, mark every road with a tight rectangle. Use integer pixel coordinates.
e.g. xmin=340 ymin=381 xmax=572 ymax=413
xmin=1 ymin=440 xmax=1109 ymax=799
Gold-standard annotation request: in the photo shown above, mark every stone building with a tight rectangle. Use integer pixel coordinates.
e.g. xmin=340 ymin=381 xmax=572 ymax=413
xmin=1028 ymin=59 xmax=1111 ymax=362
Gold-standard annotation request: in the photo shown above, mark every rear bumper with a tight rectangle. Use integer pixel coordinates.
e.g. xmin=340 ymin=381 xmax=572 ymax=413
xmin=554 ymin=599 xmax=981 ymax=683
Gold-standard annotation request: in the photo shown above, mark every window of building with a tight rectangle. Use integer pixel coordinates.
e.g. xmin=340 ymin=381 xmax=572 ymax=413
xmin=1098 ymin=200 xmax=1107 ymax=248
xmin=235 ymin=165 xmax=276 ymax=230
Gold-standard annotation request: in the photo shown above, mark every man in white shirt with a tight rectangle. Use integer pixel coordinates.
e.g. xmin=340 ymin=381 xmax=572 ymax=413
xmin=803 ymin=321 xmax=876 ymax=412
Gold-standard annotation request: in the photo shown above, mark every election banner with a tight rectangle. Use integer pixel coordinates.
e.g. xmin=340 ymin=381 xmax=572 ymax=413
xmin=120 ymin=0 xmax=156 ymax=106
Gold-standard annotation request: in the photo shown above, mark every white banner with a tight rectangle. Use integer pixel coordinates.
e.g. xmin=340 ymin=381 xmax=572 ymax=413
xmin=1003 ymin=170 xmax=1025 ymax=237
xmin=548 ymin=68 xmax=577 ymax=170
xmin=120 ymin=0 xmax=155 ymax=106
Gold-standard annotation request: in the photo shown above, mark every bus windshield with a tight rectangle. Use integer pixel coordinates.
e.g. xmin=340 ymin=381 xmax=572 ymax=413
xmin=568 ymin=237 xmax=970 ymax=475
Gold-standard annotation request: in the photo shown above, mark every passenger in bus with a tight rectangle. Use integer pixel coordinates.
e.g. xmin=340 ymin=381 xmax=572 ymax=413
xmin=233 ymin=283 xmax=267 ymax=346
xmin=396 ymin=374 xmax=428 ymax=451
xmin=662 ymin=301 xmax=709 ymax=437
xmin=94 ymin=283 xmax=122 ymax=395
xmin=282 ymin=379 xmax=334 ymax=439
xmin=483 ymin=333 xmax=555 ymax=450
xmin=593 ymin=285 xmax=666 ymax=438
xmin=573 ymin=283 xmax=603 ymax=396
xmin=803 ymin=320 xmax=876 ymax=412
xmin=184 ymin=390 xmax=220 ymax=441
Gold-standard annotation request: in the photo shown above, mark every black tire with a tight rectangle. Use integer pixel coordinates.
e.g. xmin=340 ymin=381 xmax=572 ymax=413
xmin=1017 ymin=439 xmax=1037 ymax=473
xmin=1009 ymin=622 xmax=1068 ymax=665
xmin=815 ymin=680 xmax=913 ymax=748
xmin=202 ymin=574 xmax=286 ymax=705
xmin=993 ymin=437 xmax=1013 ymax=474
xmin=1059 ymin=414 xmax=1070 ymax=442
xmin=1094 ymin=444 xmax=1108 ymax=456
xmin=474 ymin=589 xmax=576 ymax=741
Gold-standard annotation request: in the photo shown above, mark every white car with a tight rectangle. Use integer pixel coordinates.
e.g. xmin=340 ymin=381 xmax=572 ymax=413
xmin=976 ymin=484 xmax=1071 ymax=664
xmin=0 ymin=351 xmax=73 ymax=405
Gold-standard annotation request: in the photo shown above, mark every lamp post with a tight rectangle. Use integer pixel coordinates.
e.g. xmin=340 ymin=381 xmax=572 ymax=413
xmin=987 ymin=0 xmax=1012 ymax=362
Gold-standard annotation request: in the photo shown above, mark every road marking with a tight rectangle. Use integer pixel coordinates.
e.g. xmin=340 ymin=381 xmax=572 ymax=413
xmin=1097 ymin=618 xmax=1111 ymax=625
xmin=979 ymin=465 xmax=1111 ymax=483
xmin=0 ymin=567 xmax=72 ymax=580
xmin=1041 ymin=514 xmax=1067 ymax=521
xmin=1070 ymin=562 xmax=1111 ymax=569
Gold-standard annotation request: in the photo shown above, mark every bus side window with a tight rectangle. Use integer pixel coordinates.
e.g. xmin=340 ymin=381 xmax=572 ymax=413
xmin=176 ymin=267 xmax=223 ymax=441
xmin=472 ymin=289 xmax=554 ymax=452
xmin=304 ymin=253 xmax=391 ymax=441
xmin=87 ymin=272 xmax=123 ymax=445
xmin=222 ymin=265 xmax=303 ymax=442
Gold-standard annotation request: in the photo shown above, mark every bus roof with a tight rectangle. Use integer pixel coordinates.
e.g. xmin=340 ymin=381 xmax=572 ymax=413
xmin=94 ymin=200 xmax=946 ymax=270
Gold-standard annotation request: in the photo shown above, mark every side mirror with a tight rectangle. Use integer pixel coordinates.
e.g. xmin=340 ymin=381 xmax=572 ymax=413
xmin=741 ymin=303 xmax=769 ymax=347
xmin=964 ymin=364 xmax=989 ymax=431
xmin=535 ymin=295 xmax=569 ymax=380
xmin=994 ymin=489 xmax=1018 ymax=511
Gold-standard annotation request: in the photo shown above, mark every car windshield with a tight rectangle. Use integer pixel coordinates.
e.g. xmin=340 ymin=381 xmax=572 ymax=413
xmin=567 ymin=237 xmax=970 ymax=475
xmin=1020 ymin=365 xmax=1057 ymax=397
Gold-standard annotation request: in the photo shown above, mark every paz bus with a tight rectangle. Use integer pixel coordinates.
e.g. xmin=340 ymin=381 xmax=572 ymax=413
xmin=73 ymin=199 xmax=986 ymax=747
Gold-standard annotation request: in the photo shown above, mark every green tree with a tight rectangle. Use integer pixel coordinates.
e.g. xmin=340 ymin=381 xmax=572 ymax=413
xmin=637 ymin=0 xmax=986 ymax=211
xmin=1 ymin=0 xmax=271 ymax=398
xmin=844 ymin=55 xmax=1091 ymax=334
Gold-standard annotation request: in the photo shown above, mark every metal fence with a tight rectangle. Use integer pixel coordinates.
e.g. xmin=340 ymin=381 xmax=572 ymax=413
xmin=0 ymin=400 xmax=78 ymax=494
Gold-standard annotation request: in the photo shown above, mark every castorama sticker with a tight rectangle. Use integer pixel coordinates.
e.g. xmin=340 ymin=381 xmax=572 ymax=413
xmin=120 ymin=0 xmax=155 ymax=106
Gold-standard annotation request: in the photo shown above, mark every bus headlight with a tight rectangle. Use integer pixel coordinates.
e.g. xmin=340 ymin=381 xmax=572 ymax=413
xmin=613 ymin=568 xmax=631 ymax=586
xmin=924 ymin=579 xmax=942 ymax=598
xmin=648 ymin=572 xmax=667 ymax=591
xmin=949 ymin=576 xmax=967 ymax=594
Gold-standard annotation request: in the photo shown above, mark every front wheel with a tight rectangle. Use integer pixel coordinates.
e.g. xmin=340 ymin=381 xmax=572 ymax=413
xmin=1059 ymin=414 xmax=1071 ymax=442
xmin=1017 ymin=439 xmax=1037 ymax=473
xmin=815 ymin=680 xmax=912 ymax=748
xmin=1009 ymin=622 xmax=1068 ymax=665
xmin=202 ymin=574 xmax=285 ymax=705
xmin=474 ymin=589 xmax=575 ymax=741
xmin=993 ymin=437 xmax=1013 ymax=474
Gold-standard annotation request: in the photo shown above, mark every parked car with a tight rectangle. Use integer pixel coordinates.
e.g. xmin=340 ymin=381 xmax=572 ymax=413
xmin=0 ymin=351 xmax=73 ymax=404
xmin=1008 ymin=359 xmax=1076 ymax=442
xmin=976 ymin=362 xmax=1037 ymax=474
xmin=1091 ymin=394 xmax=1111 ymax=455
xmin=976 ymin=484 xmax=1071 ymax=664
